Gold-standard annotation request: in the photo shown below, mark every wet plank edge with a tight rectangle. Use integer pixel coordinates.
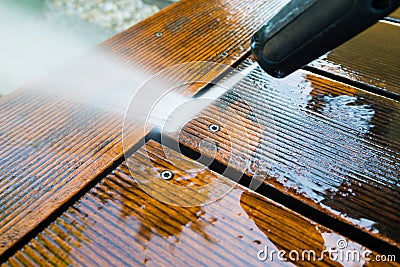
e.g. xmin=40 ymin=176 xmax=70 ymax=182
xmin=0 ymin=0 xmax=290 ymax=257
xmin=1 ymin=0 xmax=399 ymax=260
xmin=3 ymin=140 xmax=398 ymax=266
xmin=168 ymin=57 xmax=400 ymax=251
xmin=308 ymin=20 xmax=400 ymax=98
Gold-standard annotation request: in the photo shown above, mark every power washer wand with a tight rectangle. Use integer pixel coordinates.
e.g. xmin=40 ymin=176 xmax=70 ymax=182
xmin=251 ymin=0 xmax=400 ymax=78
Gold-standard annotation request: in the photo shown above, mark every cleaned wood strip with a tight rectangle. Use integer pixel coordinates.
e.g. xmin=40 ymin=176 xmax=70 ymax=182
xmin=172 ymin=57 xmax=400 ymax=248
xmin=3 ymin=141 xmax=396 ymax=266
xmin=102 ymin=0 xmax=287 ymax=73
xmin=309 ymin=21 xmax=400 ymax=95
xmin=0 ymin=0 xmax=290 ymax=255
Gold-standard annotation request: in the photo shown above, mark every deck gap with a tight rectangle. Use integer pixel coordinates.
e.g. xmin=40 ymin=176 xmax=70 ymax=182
xmin=302 ymin=65 xmax=400 ymax=101
xmin=157 ymin=133 xmax=400 ymax=259
xmin=0 ymin=132 xmax=157 ymax=263
xmin=2 ymin=48 xmax=399 ymax=262
xmin=0 ymin=51 xmax=253 ymax=263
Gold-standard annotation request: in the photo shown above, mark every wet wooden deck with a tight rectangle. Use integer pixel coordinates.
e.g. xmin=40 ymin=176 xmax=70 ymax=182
xmin=0 ymin=0 xmax=399 ymax=265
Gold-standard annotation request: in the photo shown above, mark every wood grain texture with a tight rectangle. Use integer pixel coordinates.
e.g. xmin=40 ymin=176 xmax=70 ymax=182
xmin=1 ymin=0 xmax=399 ymax=259
xmin=2 ymin=141 xmax=397 ymax=267
xmin=309 ymin=21 xmax=400 ymax=95
xmin=172 ymin=57 xmax=400 ymax=248
xmin=0 ymin=0 xmax=290 ymax=256
xmin=389 ymin=8 xmax=400 ymax=19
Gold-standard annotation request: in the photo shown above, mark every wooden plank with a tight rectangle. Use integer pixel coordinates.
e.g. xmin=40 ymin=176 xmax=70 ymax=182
xmin=389 ymin=8 xmax=400 ymax=19
xmin=0 ymin=0 xmax=290 ymax=256
xmin=309 ymin=21 xmax=400 ymax=95
xmin=2 ymin=141 xmax=397 ymax=266
xmin=171 ymin=57 xmax=400 ymax=248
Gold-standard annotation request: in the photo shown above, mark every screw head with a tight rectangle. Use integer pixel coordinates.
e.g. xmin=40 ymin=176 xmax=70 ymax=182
xmin=160 ymin=170 xmax=174 ymax=180
xmin=208 ymin=124 xmax=220 ymax=133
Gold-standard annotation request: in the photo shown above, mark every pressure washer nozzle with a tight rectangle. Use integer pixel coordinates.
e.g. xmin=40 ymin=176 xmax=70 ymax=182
xmin=251 ymin=0 xmax=400 ymax=78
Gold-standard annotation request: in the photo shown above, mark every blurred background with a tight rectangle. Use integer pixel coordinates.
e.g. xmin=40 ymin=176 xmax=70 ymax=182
xmin=0 ymin=0 xmax=178 ymax=96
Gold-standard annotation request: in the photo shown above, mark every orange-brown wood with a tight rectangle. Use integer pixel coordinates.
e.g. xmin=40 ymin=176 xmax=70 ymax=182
xmin=1 ymin=0 xmax=400 ymax=261
xmin=0 ymin=0 xmax=290 ymax=256
xmin=171 ymin=57 xmax=400 ymax=248
xmin=390 ymin=8 xmax=400 ymax=19
xmin=2 ymin=141 xmax=397 ymax=266
xmin=309 ymin=21 xmax=400 ymax=95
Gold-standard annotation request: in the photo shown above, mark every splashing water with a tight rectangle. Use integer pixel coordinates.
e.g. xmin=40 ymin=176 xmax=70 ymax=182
xmin=0 ymin=1 xmax=254 ymax=134
xmin=145 ymin=63 xmax=257 ymax=133
xmin=0 ymin=1 xmax=114 ymax=96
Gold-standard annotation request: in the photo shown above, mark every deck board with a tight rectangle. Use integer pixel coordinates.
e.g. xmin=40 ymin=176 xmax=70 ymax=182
xmin=389 ymin=8 xmax=400 ymax=19
xmin=2 ymin=141 xmax=397 ymax=267
xmin=1 ymin=0 xmax=400 ymax=260
xmin=171 ymin=57 xmax=400 ymax=248
xmin=0 ymin=0 xmax=290 ymax=256
xmin=309 ymin=21 xmax=400 ymax=95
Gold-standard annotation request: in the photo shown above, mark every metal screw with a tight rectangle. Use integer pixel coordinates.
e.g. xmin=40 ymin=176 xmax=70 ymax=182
xmin=221 ymin=51 xmax=229 ymax=57
xmin=208 ymin=124 xmax=220 ymax=133
xmin=155 ymin=32 xmax=163 ymax=37
xmin=160 ymin=170 xmax=174 ymax=180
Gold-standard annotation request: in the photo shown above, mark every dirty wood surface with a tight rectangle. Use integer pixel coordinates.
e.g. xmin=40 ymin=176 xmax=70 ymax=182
xmin=0 ymin=0 xmax=290 ymax=256
xmin=172 ymin=57 xmax=400 ymax=248
xmin=2 ymin=141 xmax=397 ymax=267
xmin=309 ymin=21 xmax=400 ymax=96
